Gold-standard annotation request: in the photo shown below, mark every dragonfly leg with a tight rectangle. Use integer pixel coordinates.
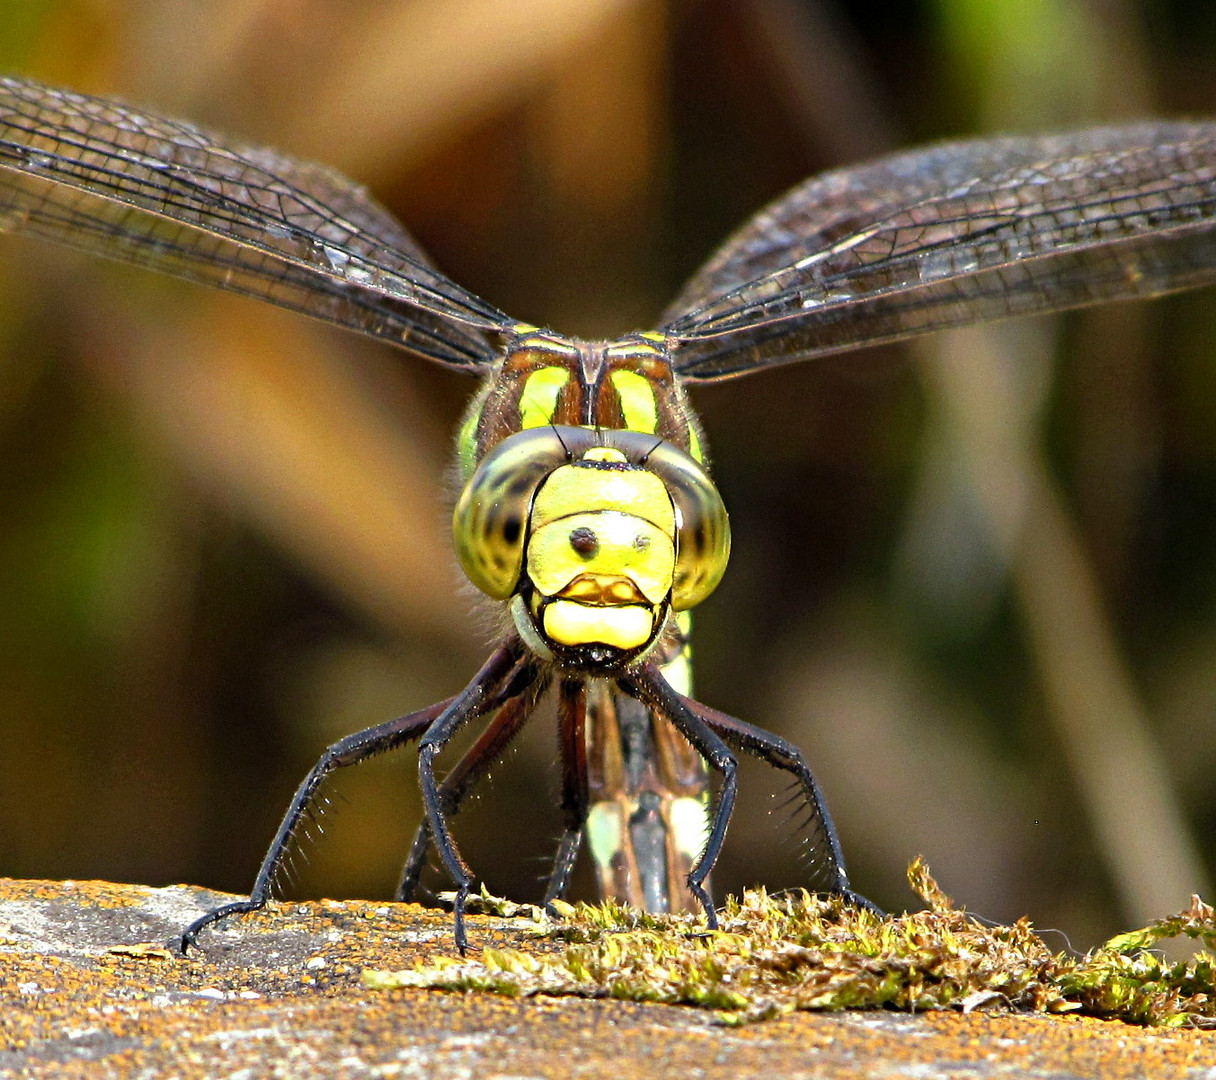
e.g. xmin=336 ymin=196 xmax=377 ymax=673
xmin=618 ymin=666 xmax=738 ymax=931
xmin=418 ymin=640 xmax=532 ymax=953
xmin=180 ymin=641 xmax=528 ymax=955
xmin=178 ymin=695 xmax=453 ymax=954
xmin=678 ymin=694 xmax=882 ymax=915
xmin=396 ymin=661 xmax=549 ymax=903
xmin=542 ymin=679 xmax=589 ymax=909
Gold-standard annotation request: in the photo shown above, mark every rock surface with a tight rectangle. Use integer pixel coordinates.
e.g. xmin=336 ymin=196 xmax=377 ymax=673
xmin=0 ymin=877 xmax=1212 ymax=1079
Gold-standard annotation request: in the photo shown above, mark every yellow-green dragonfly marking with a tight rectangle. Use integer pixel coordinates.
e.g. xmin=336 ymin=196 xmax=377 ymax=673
xmin=4 ymin=74 xmax=1216 ymax=950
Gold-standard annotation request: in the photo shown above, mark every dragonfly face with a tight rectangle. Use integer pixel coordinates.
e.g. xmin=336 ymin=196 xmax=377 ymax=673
xmin=453 ymin=332 xmax=730 ymax=673
xmin=3 ymin=74 xmax=1216 ymax=950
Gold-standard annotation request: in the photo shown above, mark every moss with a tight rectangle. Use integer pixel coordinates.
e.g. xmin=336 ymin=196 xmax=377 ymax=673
xmin=364 ymin=860 xmax=1216 ymax=1027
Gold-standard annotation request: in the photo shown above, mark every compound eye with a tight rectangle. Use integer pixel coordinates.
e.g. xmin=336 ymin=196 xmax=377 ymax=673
xmin=452 ymin=428 xmax=571 ymax=599
xmin=643 ymin=442 xmax=731 ymax=610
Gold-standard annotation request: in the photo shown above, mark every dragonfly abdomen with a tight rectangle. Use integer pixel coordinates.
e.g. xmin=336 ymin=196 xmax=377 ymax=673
xmin=585 ymin=616 xmax=711 ymax=914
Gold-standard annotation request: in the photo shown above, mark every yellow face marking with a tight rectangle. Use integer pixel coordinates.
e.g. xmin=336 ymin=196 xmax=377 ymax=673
xmin=531 ymin=462 xmax=674 ymax=534
xmin=519 ymin=366 xmax=570 ymax=429
xmin=528 ymin=511 xmax=674 ymax=605
xmin=543 ymin=599 xmax=655 ymax=650
xmin=583 ymin=447 xmax=626 ymax=464
xmin=610 ymin=369 xmax=659 ymax=434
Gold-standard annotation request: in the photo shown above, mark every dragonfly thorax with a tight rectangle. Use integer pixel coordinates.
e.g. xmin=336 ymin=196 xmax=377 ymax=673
xmin=452 ymin=426 xmax=730 ymax=672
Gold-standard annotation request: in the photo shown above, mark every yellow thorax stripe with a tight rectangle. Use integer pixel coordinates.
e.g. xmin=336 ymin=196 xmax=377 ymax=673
xmin=520 ymin=366 xmax=571 ymax=429
xmin=609 ymin=369 xmax=659 ymax=435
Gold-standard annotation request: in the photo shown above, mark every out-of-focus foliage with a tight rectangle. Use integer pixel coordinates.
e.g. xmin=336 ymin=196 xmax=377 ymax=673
xmin=0 ymin=0 xmax=1214 ymax=952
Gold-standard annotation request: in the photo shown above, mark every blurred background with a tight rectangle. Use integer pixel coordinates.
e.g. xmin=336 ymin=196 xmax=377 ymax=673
xmin=1 ymin=0 xmax=1215 ymax=950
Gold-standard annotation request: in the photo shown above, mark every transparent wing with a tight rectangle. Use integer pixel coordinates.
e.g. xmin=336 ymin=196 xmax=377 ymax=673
xmin=663 ymin=124 xmax=1216 ymax=380
xmin=0 ymin=75 xmax=509 ymax=371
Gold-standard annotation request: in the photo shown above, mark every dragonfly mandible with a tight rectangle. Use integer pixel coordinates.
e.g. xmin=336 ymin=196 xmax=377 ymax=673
xmin=3 ymin=74 xmax=1216 ymax=951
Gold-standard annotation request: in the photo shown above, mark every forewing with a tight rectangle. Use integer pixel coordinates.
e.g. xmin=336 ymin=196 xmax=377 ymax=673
xmin=0 ymin=75 xmax=508 ymax=371
xmin=663 ymin=124 xmax=1216 ymax=380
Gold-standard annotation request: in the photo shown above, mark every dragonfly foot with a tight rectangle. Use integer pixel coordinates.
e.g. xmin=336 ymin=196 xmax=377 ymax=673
xmin=452 ymin=881 xmax=472 ymax=955
xmin=688 ymin=880 xmax=719 ymax=931
xmin=178 ymin=898 xmax=265 ymax=955
xmin=838 ymin=887 xmax=885 ymax=918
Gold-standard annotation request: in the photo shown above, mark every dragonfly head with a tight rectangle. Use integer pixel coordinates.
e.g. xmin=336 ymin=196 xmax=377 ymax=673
xmin=453 ymin=426 xmax=730 ymax=670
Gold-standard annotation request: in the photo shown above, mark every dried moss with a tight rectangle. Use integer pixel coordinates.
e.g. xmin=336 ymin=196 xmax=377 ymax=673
xmin=364 ymin=859 xmax=1216 ymax=1027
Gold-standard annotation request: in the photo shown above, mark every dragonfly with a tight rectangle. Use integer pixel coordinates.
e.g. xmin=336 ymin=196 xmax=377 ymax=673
xmin=3 ymin=75 xmax=1216 ymax=953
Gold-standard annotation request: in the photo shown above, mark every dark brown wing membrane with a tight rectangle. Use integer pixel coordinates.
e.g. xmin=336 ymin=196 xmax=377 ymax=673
xmin=0 ymin=75 xmax=508 ymax=371
xmin=663 ymin=124 xmax=1216 ymax=381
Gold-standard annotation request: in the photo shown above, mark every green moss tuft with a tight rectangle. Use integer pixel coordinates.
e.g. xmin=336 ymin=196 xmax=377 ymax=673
xmin=365 ymin=860 xmax=1216 ymax=1027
